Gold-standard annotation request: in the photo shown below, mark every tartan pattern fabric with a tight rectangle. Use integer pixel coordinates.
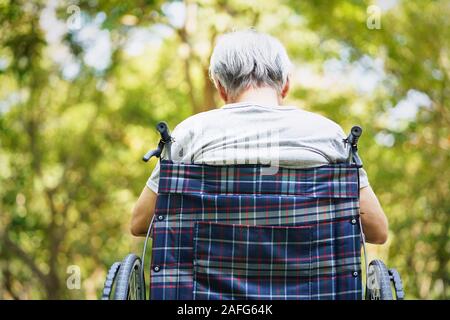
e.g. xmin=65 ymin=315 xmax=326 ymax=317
xmin=150 ymin=160 xmax=362 ymax=300
xmin=194 ymin=222 xmax=313 ymax=299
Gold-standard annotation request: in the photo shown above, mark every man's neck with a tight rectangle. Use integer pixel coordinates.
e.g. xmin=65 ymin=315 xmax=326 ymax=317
xmin=231 ymin=87 xmax=281 ymax=106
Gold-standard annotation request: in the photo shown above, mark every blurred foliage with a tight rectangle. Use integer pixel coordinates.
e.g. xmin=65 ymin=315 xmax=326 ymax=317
xmin=0 ymin=0 xmax=448 ymax=299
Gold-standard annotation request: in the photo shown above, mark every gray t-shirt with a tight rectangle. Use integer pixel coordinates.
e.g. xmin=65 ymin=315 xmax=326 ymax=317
xmin=146 ymin=102 xmax=369 ymax=193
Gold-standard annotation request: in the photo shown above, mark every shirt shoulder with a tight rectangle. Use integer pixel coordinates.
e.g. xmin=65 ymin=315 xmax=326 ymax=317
xmin=171 ymin=108 xmax=223 ymax=134
xmin=290 ymin=108 xmax=346 ymax=136
xmin=173 ymin=106 xmax=347 ymax=143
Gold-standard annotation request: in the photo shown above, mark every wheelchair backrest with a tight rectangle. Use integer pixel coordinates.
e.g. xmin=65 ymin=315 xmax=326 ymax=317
xmin=150 ymin=160 xmax=362 ymax=300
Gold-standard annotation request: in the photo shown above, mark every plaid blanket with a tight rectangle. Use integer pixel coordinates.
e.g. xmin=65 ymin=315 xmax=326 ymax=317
xmin=150 ymin=160 xmax=362 ymax=300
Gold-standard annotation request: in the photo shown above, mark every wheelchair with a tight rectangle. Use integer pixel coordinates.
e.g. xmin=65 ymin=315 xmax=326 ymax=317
xmin=102 ymin=122 xmax=404 ymax=300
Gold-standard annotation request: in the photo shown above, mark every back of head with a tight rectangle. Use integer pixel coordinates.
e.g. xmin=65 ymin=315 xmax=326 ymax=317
xmin=209 ymin=29 xmax=292 ymax=101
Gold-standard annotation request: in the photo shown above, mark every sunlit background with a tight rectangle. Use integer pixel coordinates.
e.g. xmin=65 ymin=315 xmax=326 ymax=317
xmin=0 ymin=0 xmax=448 ymax=299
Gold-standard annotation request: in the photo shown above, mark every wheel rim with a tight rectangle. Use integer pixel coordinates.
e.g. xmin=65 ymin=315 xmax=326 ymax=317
xmin=127 ymin=263 xmax=141 ymax=300
xmin=366 ymin=260 xmax=394 ymax=300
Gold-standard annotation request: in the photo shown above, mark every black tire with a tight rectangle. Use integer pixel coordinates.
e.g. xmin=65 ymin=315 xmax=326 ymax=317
xmin=113 ymin=254 xmax=145 ymax=300
xmin=101 ymin=262 xmax=121 ymax=300
xmin=366 ymin=259 xmax=394 ymax=300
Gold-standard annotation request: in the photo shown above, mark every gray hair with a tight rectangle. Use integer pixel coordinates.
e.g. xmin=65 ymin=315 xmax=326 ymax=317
xmin=209 ymin=30 xmax=292 ymax=101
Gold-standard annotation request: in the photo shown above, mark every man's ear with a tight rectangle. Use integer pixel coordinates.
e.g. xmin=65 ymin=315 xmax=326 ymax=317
xmin=281 ymin=77 xmax=290 ymax=99
xmin=216 ymin=80 xmax=228 ymax=103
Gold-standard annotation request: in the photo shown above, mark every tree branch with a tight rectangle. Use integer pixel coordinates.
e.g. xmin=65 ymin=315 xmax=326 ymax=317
xmin=1 ymin=232 xmax=48 ymax=286
xmin=3 ymin=266 xmax=20 ymax=300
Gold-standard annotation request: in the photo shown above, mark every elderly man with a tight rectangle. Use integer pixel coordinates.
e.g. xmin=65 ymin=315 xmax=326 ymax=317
xmin=131 ymin=30 xmax=388 ymax=244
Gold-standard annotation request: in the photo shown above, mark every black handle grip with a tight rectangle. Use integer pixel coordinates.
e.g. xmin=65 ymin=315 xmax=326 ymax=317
xmin=157 ymin=121 xmax=171 ymax=143
xmin=347 ymin=125 xmax=362 ymax=146
xmin=141 ymin=122 xmax=172 ymax=162
xmin=346 ymin=125 xmax=363 ymax=167
xmin=142 ymin=148 xmax=162 ymax=162
xmin=351 ymin=126 xmax=362 ymax=137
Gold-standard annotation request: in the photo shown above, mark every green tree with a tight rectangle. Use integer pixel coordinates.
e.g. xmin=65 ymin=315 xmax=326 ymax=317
xmin=0 ymin=0 xmax=448 ymax=299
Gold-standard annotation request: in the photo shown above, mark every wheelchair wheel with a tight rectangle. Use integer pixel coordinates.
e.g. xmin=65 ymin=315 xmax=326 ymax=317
xmin=113 ymin=254 xmax=145 ymax=300
xmin=388 ymin=268 xmax=405 ymax=300
xmin=366 ymin=259 xmax=394 ymax=300
xmin=101 ymin=262 xmax=121 ymax=300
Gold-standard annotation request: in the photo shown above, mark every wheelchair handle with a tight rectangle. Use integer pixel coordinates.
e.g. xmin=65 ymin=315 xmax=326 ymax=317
xmin=346 ymin=125 xmax=363 ymax=167
xmin=142 ymin=148 xmax=162 ymax=162
xmin=156 ymin=121 xmax=171 ymax=143
xmin=347 ymin=125 xmax=362 ymax=147
xmin=142 ymin=121 xmax=173 ymax=162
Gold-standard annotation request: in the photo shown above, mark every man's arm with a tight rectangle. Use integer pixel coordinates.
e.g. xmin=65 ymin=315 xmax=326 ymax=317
xmin=131 ymin=187 xmax=157 ymax=237
xmin=359 ymin=185 xmax=388 ymax=244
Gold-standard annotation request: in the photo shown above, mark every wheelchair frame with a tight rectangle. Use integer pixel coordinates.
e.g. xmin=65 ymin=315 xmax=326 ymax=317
xmin=102 ymin=121 xmax=404 ymax=300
